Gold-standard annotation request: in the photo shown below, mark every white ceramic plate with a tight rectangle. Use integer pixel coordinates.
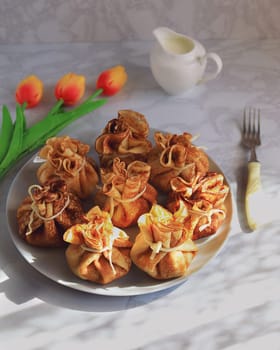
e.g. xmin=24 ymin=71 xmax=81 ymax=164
xmin=6 ymin=130 xmax=233 ymax=296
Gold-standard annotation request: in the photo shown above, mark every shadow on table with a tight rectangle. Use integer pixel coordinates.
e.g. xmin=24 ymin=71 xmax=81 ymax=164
xmin=0 ymin=231 xmax=178 ymax=312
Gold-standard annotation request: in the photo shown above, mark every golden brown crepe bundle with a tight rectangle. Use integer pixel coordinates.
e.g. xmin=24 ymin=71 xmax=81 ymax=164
xmin=63 ymin=206 xmax=132 ymax=284
xmin=147 ymin=132 xmax=209 ymax=193
xmin=130 ymin=204 xmax=198 ymax=280
xmin=167 ymin=172 xmax=229 ymax=240
xmin=37 ymin=136 xmax=99 ymax=199
xmin=95 ymin=109 xmax=152 ymax=168
xmin=94 ymin=157 xmax=158 ymax=228
xmin=17 ymin=180 xmax=86 ymax=247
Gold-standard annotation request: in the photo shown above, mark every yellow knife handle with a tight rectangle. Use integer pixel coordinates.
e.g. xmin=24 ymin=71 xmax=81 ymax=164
xmin=245 ymin=161 xmax=262 ymax=230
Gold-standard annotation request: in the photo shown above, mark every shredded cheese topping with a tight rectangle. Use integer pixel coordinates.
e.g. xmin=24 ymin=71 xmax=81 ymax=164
xmin=188 ymin=207 xmax=226 ymax=232
xmin=68 ymin=157 xmax=86 ymax=175
xmin=80 ymin=228 xmax=122 ymax=275
xmin=159 ymin=146 xmax=195 ymax=171
xmin=146 ymin=238 xmax=196 ymax=260
xmin=150 ymin=240 xmax=185 ymax=260
xmin=108 ymin=185 xmax=147 ymax=217
xmin=26 ymin=184 xmax=70 ymax=236
xmin=54 ymin=156 xmax=86 ymax=176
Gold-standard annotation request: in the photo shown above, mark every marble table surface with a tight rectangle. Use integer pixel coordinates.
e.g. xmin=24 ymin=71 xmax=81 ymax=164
xmin=0 ymin=39 xmax=279 ymax=350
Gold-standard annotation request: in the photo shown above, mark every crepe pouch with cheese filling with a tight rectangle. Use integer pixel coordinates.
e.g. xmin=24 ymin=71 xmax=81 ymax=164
xmin=94 ymin=157 xmax=158 ymax=228
xmin=63 ymin=206 xmax=132 ymax=285
xmin=37 ymin=136 xmax=99 ymax=199
xmin=130 ymin=204 xmax=198 ymax=280
xmin=167 ymin=172 xmax=229 ymax=240
xmin=17 ymin=180 xmax=85 ymax=247
xmin=95 ymin=109 xmax=152 ymax=168
xmin=147 ymin=132 xmax=209 ymax=193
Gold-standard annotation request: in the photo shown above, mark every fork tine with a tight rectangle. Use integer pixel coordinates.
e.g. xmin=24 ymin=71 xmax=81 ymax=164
xmin=249 ymin=107 xmax=253 ymax=135
xmin=252 ymin=108 xmax=256 ymax=135
xmin=243 ymin=108 xmax=247 ymax=134
xmin=257 ymin=108 xmax=261 ymax=143
xmin=243 ymin=107 xmax=251 ymax=134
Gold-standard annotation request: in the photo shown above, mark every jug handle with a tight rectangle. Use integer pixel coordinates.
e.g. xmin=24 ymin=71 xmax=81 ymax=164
xmin=200 ymin=52 xmax=223 ymax=84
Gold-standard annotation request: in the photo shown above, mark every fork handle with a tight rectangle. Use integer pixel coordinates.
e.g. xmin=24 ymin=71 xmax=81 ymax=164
xmin=245 ymin=161 xmax=262 ymax=230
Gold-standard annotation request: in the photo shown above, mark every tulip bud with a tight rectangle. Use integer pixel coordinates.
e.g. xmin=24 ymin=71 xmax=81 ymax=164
xmin=15 ymin=75 xmax=43 ymax=108
xmin=55 ymin=72 xmax=86 ymax=106
xmin=96 ymin=65 xmax=127 ymax=96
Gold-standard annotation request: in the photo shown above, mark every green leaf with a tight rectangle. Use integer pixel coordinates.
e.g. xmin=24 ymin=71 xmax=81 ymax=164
xmin=0 ymin=104 xmax=25 ymax=174
xmin=0 ymin=105 xmax=14 ymax=162
xmin=0 ymin=92 xmax=107 ymax=181
xmin=22 ymin=98 xmax=106 ymax=152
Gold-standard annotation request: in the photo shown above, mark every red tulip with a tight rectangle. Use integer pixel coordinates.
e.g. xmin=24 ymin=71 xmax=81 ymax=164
xmin=96 ymin=65 xmax=127 ymax=96
xmin=15 ymin=75 xmax=43 ymax=108
xmin=55 ymin=72 xmax=85 ymax=106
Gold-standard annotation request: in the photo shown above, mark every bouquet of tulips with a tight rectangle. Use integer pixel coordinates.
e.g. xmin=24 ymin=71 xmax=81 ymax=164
xmin=0 ymin=65 xmax=128 ymax=180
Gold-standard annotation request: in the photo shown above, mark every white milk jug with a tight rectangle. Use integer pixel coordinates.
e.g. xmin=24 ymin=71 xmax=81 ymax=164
xmin=150 ymin=27 xmax=223 ymax=95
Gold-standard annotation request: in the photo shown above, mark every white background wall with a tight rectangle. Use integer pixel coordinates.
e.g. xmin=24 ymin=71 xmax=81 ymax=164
xmin=1 ymin=0 xmax=280 ymax=44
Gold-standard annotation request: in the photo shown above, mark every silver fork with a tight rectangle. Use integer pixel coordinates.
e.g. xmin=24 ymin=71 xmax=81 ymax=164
xmin=242 ymin=107 xmax=262 ymax=230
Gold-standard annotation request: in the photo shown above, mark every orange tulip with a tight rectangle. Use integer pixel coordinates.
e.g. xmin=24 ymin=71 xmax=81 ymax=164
xmin=96 ymin=65 xmax=127 ymax=96
xmin=55 ymin=72 xmax=86 ymax=106
xmin=15 ymin=75 xmax=43 ymax=108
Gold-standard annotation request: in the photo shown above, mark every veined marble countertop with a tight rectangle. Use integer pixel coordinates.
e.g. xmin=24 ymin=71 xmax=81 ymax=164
xmin=0 ymin=40 xmax=279 ymax=350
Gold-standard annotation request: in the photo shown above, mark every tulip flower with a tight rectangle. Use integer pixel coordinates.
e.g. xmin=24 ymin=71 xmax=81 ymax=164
xmin=55 ymin=72 xmax=86 ymax=106
xmin=15 ymin=75 xmax=43 ymax=108
xmin=96 ymin=65 xmax=127 ymax=96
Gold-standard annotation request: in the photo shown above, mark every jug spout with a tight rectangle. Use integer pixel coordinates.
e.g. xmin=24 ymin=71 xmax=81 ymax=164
xmin=152 ymin=27 xmax=195 ymax=55
xmin=153 ymin=27 xmax=177 ymax=43
xmin=153 ymin=27 xmax=178 ymax=51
